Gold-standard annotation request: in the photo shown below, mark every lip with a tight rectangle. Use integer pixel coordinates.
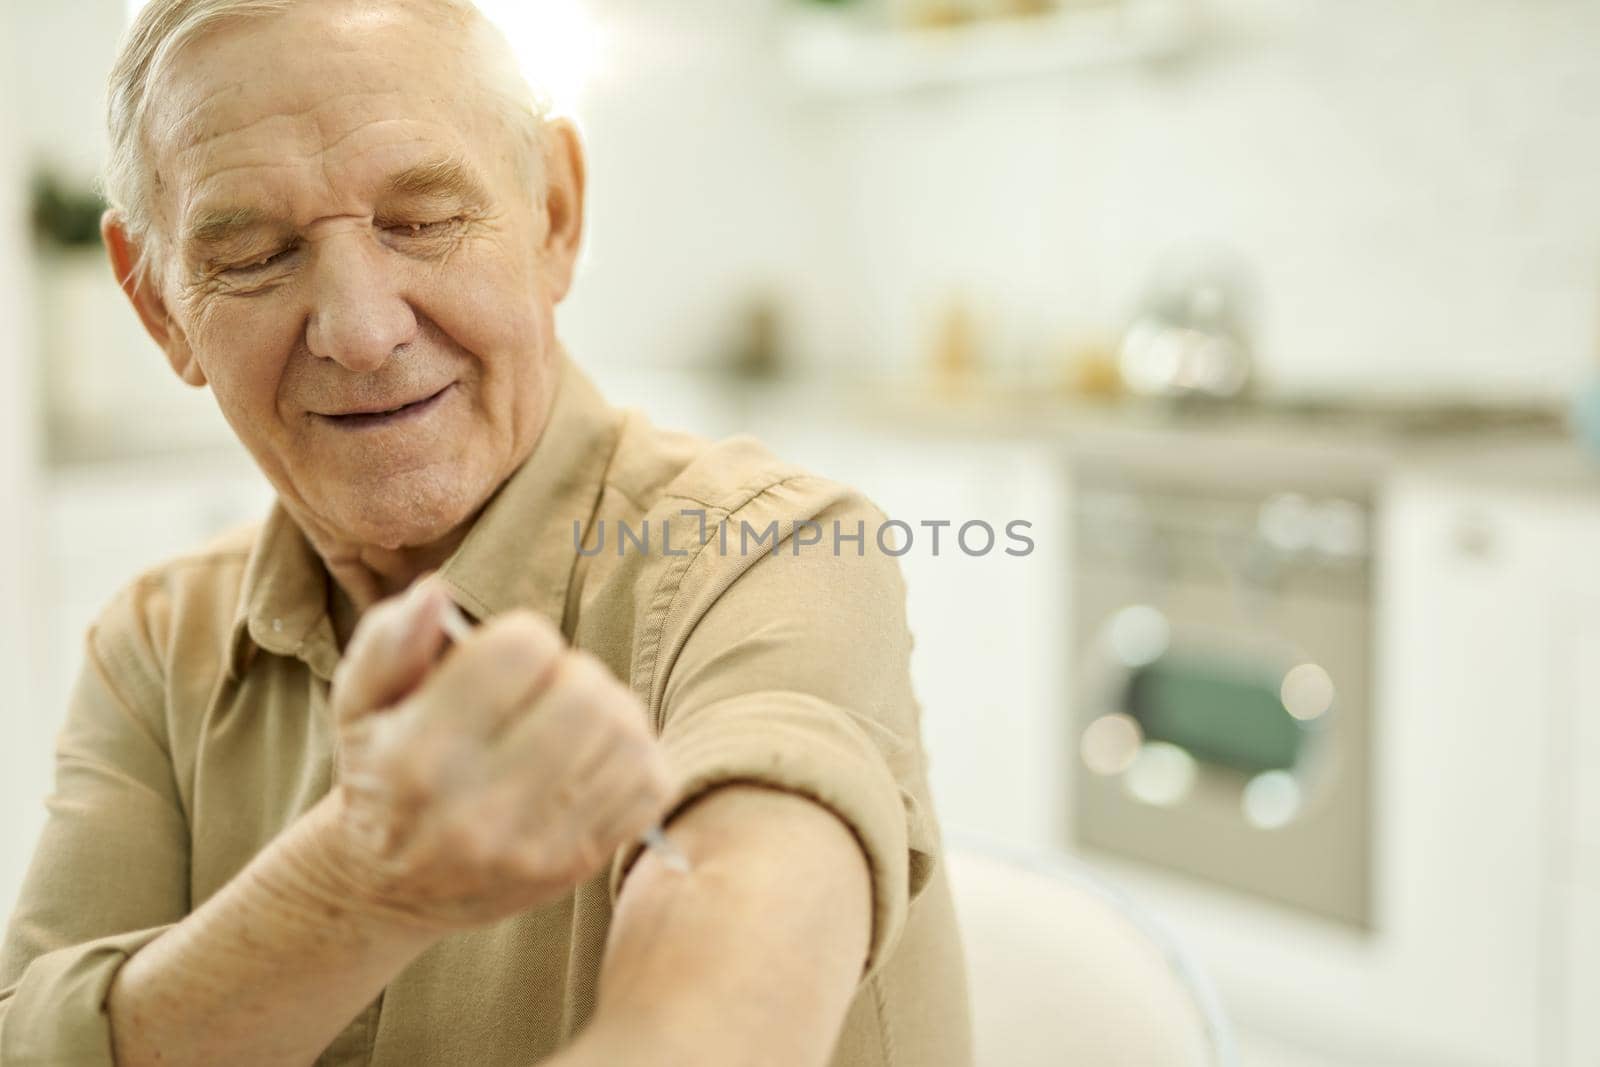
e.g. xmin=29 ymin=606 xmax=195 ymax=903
xmin=316 ymin=383 xmax=454 ymax=428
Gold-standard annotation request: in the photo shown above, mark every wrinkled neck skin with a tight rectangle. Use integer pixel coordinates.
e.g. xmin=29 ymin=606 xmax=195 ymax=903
xmin=295 ymin=502 xmax=468 ymax=649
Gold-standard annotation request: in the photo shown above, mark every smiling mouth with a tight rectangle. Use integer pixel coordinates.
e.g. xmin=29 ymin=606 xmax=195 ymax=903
xmin=319 ymin=384 xmax=453 ymax=429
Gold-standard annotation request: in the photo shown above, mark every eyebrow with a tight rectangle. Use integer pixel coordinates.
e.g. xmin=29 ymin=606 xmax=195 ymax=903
xmin=383 ymin=156 xmax=490 ymax=205
xmin=181 ymin=157 xmax=490 ymax=250
xmin=184 ymin=205 xmax=274 ymax=249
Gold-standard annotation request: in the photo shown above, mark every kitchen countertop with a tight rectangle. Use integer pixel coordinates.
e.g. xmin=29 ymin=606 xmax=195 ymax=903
xmin=699 ymin=373 xmax=1598 ymax=499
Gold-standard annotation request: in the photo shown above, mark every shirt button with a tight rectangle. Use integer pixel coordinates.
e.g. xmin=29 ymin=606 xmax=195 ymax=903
xmin=272 ymin=618 xmax=284 ymax=633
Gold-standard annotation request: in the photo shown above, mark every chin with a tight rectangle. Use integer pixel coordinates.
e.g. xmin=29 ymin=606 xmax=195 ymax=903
xmin=326 ymin=464 xmax=487 ymax=551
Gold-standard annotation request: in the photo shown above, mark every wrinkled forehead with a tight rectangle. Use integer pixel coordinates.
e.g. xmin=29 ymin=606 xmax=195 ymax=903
xmin=144 ymin=3 xmax=506 ymax=230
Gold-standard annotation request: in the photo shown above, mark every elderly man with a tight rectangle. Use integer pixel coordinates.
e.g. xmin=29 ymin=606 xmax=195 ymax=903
xmin=0 ymin=1 xmax=970 ymax=1064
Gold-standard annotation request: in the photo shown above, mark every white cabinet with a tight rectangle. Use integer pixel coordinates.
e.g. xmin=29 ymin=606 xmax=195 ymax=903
xmin=1375 ymin=473 xmax=1600 ymax=1067
xmin=1536 ymin=504 xmax=1600 ymax=1067
xmin=1375 ymin=475 xmax=1555 ymax=1066
xmin=1555 ymin=879 xmax=1600 ymax=1067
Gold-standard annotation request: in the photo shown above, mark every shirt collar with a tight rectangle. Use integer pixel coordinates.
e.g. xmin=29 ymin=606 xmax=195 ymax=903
xmin=228 ymin=350 xmax=623 ymax=681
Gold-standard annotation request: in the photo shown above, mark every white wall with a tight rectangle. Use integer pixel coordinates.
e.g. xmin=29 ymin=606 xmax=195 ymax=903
xmin=0 ymin=1 xmax=44 ymax=917
xmin=557 ymin=0 xmax=1600 ymax=401
xmin=554 ymin=0 xmax=849 ymax=381
xmin=821 ymin=0 xmax=1600 ymax=397
xmin=20 ymin=0 xmax=1593 ymax=401
xmin=12 ymin=0 xmax=125 ymax=185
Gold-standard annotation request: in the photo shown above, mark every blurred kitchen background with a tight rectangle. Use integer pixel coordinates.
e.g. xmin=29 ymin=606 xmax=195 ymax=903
xmin=5 ymin=0 xmax=1600 ymax=1064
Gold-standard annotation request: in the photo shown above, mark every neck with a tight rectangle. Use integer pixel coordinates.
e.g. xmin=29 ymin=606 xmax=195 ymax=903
xmin=306 ymin=522 xmax=474 ymax=649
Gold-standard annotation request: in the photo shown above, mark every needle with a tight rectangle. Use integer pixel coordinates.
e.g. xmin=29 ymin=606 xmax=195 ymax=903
xmin=437 ymin=596 xmax=691 ymax=875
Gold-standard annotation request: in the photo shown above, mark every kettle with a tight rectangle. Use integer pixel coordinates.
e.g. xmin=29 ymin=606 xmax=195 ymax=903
xmin=1119 ymin=248 xmax=1257 ymax=402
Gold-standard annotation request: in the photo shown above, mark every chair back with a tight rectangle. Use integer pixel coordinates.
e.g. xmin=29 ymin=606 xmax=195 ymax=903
xmin=947 ymin=844 xmax=1236 ymax=1067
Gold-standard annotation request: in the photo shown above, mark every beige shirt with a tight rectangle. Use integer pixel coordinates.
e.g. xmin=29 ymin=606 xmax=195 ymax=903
xmin=0 ymin=353 xmax=971 ymax=1066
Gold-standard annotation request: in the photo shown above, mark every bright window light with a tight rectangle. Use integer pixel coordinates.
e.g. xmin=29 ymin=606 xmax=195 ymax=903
xmin=477 ymin=0 xmax=601 ymax=118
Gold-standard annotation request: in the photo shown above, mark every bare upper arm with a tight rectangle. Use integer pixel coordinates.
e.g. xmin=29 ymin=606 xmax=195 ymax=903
xmin=577 ymin=784 xmax=871 ymax=1067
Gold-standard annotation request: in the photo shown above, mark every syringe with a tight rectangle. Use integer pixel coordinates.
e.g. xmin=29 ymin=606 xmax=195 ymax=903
xmin=438 ymin=597 xmax=691 ymax=875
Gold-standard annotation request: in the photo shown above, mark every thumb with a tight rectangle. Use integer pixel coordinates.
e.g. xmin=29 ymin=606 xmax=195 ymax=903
xmin=331 ymin=576 xmax=450 ymax=724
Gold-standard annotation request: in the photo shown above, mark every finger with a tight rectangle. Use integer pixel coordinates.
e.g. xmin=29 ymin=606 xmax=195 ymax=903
xmin=521 ymin=751 xmax=657 ymax=883
xmin=495 ymin=653 xmax=666 ymax=840
xmin=331 ymin=576 xmax=450 ymax=724
xmin=578 ymin=746 xmax=677 ymax=856
xmin=490 ymin=651 xmax=630 ymax=783
xmin=407 ymin=609 xmax=567 ymax=740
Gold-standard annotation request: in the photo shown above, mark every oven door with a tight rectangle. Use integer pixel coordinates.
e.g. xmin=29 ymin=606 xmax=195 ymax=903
xmin=1070 ymin=477 xmax=1373 ymax=930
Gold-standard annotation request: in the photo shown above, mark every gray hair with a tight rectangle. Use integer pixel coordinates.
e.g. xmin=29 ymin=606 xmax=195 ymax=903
xmin=104 ymin=0 xmax=550 ymax=287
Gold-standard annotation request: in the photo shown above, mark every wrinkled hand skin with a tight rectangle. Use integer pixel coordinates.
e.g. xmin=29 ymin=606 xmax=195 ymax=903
xmin=104 ymin=580 xmax=677 ymax=1067
xmin=324 ymin=578 xmax=678 ymax=932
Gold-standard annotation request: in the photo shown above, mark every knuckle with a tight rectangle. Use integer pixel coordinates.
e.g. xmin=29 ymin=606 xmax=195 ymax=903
xmin=337 ymin=713 xmax=379 ymax=755
xmin=502 ymin=842 xmax=547 ymax=887
xmin=583 ymin=710 xmax=633 ymax=757
xmin=583 ymin=680 xmax=644 ymax=735
xmin=567 ymin=648 xmax=611 ymax=680
xmin=443 ymin=817 xmax=497 ymax=870
xmin=588 ymin=649 xmax=630 ymax=690
xmin=547 ymin=649 xmax=604 ymax=696
xmin=470 ymin=827 xmax=511 ymax=874
xmin=580 ymin=695 xmax=624 ymax=739
xmin=618 ymin=798 xmax=660 ymax=843
xmin=382 ymin=744 xmax=440 ymax=806
xmin=613 ymin=711 xmax=658 ymax=759
xmin=483 ymin=611 xmax=563 ymax=663
xmin=509 ymin=830 xmax=584 ymax=888
xmin=617 ymin=700 xmax=654 ymax=740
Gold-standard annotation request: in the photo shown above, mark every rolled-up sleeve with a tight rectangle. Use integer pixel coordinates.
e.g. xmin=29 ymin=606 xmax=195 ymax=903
xmin=611 ymin=480 xmax=938 ymax=978
xmin=1 ymin=586 xmax=189 ymax=1065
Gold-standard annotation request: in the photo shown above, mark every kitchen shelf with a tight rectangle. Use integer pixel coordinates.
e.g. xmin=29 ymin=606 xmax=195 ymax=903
xmin=780 ymin=1 xmax=1198 ymax=98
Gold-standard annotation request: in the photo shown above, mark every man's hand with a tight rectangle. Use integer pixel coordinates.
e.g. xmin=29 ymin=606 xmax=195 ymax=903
xmin=104 ymin=581 xmax=676 ymax=1067
xmin=325 ymin=579 xmax=677 ymax=931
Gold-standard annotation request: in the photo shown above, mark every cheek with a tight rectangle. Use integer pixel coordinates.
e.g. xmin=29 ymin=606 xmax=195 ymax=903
xmin=420 ymin=245 xmax=551 ymax=386
xmin=186 ymin=296 xmax=301 ymax=433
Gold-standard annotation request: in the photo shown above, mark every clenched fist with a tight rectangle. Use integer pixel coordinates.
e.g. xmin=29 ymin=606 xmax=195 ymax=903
xmin=324 ymin=578 xmax=677 ymax=931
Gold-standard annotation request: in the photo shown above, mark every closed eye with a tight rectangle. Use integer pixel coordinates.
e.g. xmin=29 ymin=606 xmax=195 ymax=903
xmin=223 ymin=245 xmax=297 ymax=276
xmin=382 ymin=217 xmax=464 ymax=237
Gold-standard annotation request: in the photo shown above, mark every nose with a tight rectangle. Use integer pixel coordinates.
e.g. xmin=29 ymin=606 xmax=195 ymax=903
xmin=304 ymin=235 xmax=419 ymax=371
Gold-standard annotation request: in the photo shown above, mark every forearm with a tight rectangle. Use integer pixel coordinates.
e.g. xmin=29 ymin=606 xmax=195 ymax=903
xmin=107 ymin=792 xmax=442 ymax=1067
xmin=554 ymin=785 xmax=872 ymax=1067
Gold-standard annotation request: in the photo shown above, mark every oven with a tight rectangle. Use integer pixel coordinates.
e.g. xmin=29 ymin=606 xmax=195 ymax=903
xmin=1069 ymin=458 xmax=1374 ymax=929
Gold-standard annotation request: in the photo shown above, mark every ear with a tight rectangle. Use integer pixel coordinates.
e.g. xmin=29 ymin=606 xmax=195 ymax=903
xmin=101 ymin=210 xmax=207 ymax=387
xmin=537 ymin=118 xmax=587 ymax=304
